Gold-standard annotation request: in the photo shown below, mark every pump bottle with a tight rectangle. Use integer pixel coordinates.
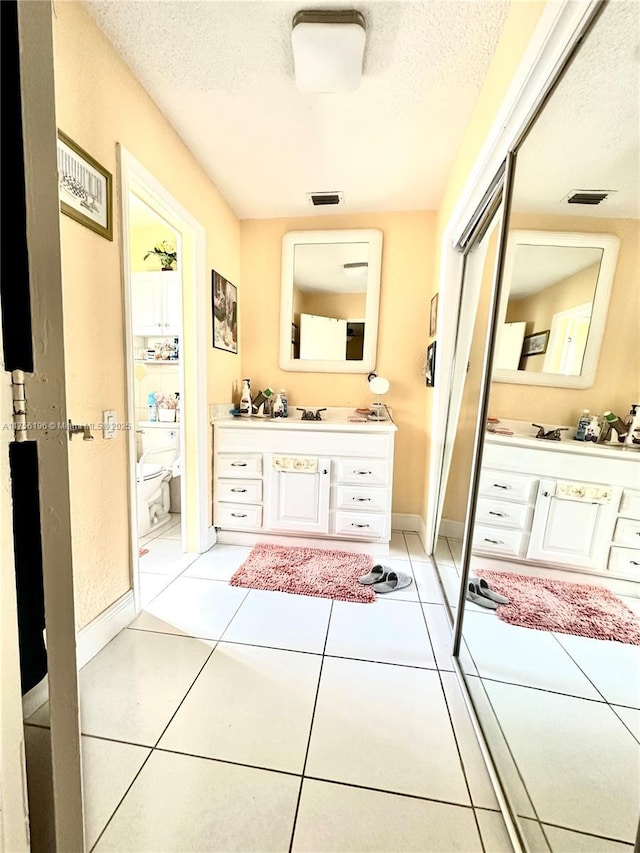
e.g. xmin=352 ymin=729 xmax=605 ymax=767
xmin=239 ymin=379 xmax=252 ymax=418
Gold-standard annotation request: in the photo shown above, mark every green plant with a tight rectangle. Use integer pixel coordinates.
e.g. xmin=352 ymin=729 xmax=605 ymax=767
xmin=144 ymin=240 xmax=177 ymax=270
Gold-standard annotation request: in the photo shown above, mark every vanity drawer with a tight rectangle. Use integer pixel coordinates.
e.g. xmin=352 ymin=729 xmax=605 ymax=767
xmin=619 ymin=490 xmax=640 ymax=519
xmin=479 ymin=470 xmax=538 ymax=504
xmin=613 ymin=517 xmax=640 ymax=547
xmin=472 ymin=525 xmax=527 ymax=557
xmin=217 ymin=479 xmax=262 ymax=504
xmin=216 ymin=503 xmax=262 ymax=529
xmin=333 ymin=510 xmax=388 ymax=539
xmin=476 ymin=498 xmax=533 ymax=530
xmin=217 ymin=454 xmax=262 ymax=477
xmin=335 ymin=485 xmax=388 ymax=513
xmin=608 ymin=546 xmax=640 ymax=577
xmin=335 ymin=459 xmax=390 ymax=486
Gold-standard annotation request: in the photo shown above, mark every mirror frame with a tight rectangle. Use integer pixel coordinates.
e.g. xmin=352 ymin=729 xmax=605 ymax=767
xmin=279 ymin=228 xmax=383 ymax=373
xmin=492 ymin=229 xmax=620 ymax=388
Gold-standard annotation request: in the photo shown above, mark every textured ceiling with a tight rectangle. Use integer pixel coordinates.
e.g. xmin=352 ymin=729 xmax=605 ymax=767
xmin=85 ymin=0 xmax=510 ymax=219
xmin=510 ymin=245 xmax=602 ymax=299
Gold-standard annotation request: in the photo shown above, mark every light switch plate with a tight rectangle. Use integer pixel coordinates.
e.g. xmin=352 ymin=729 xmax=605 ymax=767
xmin=103 ymin=410 xmax=116 ymax=439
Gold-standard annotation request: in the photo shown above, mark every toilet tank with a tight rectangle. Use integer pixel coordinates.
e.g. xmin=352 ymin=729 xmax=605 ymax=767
xmin=139 ymin=422 xmax=180 ymax=458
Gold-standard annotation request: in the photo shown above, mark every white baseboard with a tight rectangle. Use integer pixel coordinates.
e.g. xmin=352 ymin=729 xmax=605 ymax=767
xmin=440 ymin=518 xmax=465 ymax=539
xmin=391 ymin=513 xmax=421 ymax=533
xmin=76 ymin=591 xmax=136 ymax=669
xmin=216 ymin=529 xmax=390 ymax=556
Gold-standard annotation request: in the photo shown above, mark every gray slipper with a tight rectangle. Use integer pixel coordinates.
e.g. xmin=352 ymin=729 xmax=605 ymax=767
xmin=470 ymin=577 xmax=509 ymax=605
xmin=372 ymin=571 xmax=412 ymax=594
xmin=466 ymin=581 xmax=498 ymax=610
xmin=358 ymin=564 xmax=388 ymax=585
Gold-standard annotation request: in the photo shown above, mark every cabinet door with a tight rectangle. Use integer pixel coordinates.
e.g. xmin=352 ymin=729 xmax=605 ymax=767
xmin=132 ymin=272 xmax=163 ymax=335
xmin=162 ymin=271 xmax=182 ymax=335
xmin=267 ymin=457 xmax=331 ymax=533
xmin=527 ymin=479 xmax=620 ymax=570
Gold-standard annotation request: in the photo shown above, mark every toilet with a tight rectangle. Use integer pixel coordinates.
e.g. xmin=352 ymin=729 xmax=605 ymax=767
xmin=137 ymin=422 xmax=180 ymax=538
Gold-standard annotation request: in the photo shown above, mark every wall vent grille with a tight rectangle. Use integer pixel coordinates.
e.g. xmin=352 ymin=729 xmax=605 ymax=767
xmin=566 ymin=190 xmax=609 ymax=206
xmin=307 ymin=191 xmax=344 ymax=206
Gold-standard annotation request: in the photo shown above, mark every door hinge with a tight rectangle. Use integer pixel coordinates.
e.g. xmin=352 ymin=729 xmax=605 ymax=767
xmin=11 ymin=369 xmax=27 ymax=442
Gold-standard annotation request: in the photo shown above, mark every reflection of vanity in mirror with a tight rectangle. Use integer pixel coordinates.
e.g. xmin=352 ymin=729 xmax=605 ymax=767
xmin=431 ymin=2 xmax=640 ymax=850
xmin=279 ymin=229 xmax=383 ymax=372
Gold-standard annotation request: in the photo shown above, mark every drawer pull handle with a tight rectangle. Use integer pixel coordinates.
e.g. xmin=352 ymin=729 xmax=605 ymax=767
xmin=631 ymin=560 xmax=640 ymax=566
xmin=484 ymin=538 xmax=504 ymax=545
xmin=489 ymin=511 xmax=507 ymax=517
xmin=493 ymin=483 xmax=510 ymax=490
xmin=354 ymin=470 xmax=372 ymax=476
xmin=230 ymin=462 xmax=247 ymax=467
xmin=354 ymin=497 xmax=371 ymax=502
xmin=230 ymin=488 xmax=247 ymax=493
xmin=352 ymin=522 xmax=370 ymax=528
xmin=231 ymin=512 xmax=247 ymax=518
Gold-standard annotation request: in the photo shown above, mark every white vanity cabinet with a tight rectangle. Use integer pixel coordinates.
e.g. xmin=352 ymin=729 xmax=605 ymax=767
xmin=132 ymin=271 xmax=181 ymax=336
xmin=474 ymin=436 xmax=640 ymax=583
xmin=213 ymin=414 xmax=396 ymax=550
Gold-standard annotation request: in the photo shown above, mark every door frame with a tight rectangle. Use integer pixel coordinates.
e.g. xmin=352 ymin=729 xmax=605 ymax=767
xmin=118 ymin=146 xmax=209 ymax=612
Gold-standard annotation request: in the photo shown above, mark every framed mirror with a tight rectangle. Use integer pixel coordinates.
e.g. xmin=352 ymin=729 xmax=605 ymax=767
xmin=279 ymin=229 xmax=383 ymax=373
xmin=492 ymin=229 xmax=619 ymax=388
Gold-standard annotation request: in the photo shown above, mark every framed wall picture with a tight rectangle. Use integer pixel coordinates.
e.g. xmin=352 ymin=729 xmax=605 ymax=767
xmin=426 ymin=340 xmax=436 ymax=387
xmin=521 ymin=329 xmax=550 ymax=357
xmin=212 ymin=270 xmax=238 ymax=353
xmin=429 ymin=292 xmax=439 ymax=337
xmin=57 ymin=130 xmax=113 ymax=240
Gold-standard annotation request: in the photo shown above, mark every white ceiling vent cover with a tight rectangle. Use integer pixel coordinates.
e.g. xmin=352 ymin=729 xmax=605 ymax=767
xmin=292 ymin=11 xmax=366 ymax=94
xmin=307 ymin=191 xmax=344 ymax=207
xmin=562 ymin=189 xmax=616 ymax=206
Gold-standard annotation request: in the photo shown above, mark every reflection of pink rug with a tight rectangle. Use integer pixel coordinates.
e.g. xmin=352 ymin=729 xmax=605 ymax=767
xmin=230 ymin=543 xmax=375 ymax=603
xmin=477 ymin=570 xmax=640 ymax=645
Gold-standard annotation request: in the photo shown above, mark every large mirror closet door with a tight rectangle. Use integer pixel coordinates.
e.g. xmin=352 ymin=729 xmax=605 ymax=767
xmin=435 ymin=2 xmax=640 ymax=850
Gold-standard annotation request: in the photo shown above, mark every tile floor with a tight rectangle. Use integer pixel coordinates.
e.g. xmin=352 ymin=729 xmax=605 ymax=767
xmin=26 ymin=530 xmax=520 ymax=852
xmin=434 ymin=536 xmax=640 ymax=850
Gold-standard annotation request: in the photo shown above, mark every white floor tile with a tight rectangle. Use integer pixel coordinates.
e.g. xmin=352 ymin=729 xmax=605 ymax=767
xmin=620 ymin=595 xmax=640 ymax=618
xmin=305 ymin=657 xmax=470 ymax=804
xmin=292 ymin=779 xmax=482 ymax=852
xmin=183 ymin=545 xmax=253 ymax=581
xmin=221 ymin=588 xmax=332 ymax=653
xmin=412 ymin=560 xmax=446 ymax=604
xmin=138 ymin=538 xmax=198 ymax=577
xmin=484 ymin=680 xmax=640 ymax=842
xmin=158 ymin=522 xmax=182 ymax=540
xmin=474 ymin=809 xmax=513 ymax=852
xmin=422 ymin=603 xmax=455 ymax=671
xmin=519 ymin=819 xmax=551 ymax=851
xmin=404 ymin=531 xmax=428 ymax=560
xmin=81 ymin=736 xmax=150 ymax=849
xmin=434 ymin=536 xmax=457 ymax=567
xmin=612 ymin=704 xmax=640 ymax=743
xmin=553 ymin=632 xmax=640 ymax=708
xmin=388 ymin=531 xmax=410 ymax=559
xmin=435 ymin=561 xmax=463 ymax=609
xmin=542 ymin=824 xmax=634 ymax=851
xmin=368 ymin=557 xmax=419 ymax=601
xmin=130 ymin=577 xmax=248 ymax=640
xmin=77 ymin=628 xmax=213 ymax=745
xmin=447 ymin=537 xmax=463 ymax=568
xmin=440 ymin=672 xmax=500 ymax=810
xmin=462 ymin=612 xmax=602 ymax=699
xmin=94 ymin=750 xmax=299 ymax=852
xmin=159 ymin=643 xmax=321 ymax=773
xmin=138 ymin=572 xmax=174 ymax=607
xmin=325 ymin=599 xmax=435 ymax=668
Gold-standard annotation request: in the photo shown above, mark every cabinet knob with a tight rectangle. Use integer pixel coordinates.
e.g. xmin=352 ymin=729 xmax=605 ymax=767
xmin=230 ymin=488 xmax=247 ymax=493
xmin=352 ymin=522 xmax=370 ymax=528
xmin=489 ymin=511 xmax=507 ymax=517
xmin=355 ymin=470 xmax=372 ymax=476
xmin=484 ymin=538 xmax=504 ymax=545
xmin=230 ymin=462 xmax=247 ymax=467
xmin=354 ymin=497 xmax=371 ymax=502
xmin=542 ymin=491 xmax=551 ymax=497
xmin=493 ymin=483 xmax=510 ymax=490
xmin=231 ymin=512 xmax=247 ymax=518
xmin=631 ymin=560 xmax=640 ymax=566
xmin=322 ymin=469 xmax=328 ymax=475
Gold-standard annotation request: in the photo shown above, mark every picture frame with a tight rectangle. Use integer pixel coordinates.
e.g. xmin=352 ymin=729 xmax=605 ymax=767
xmin=429 ymin=292 xmax=439 ymax=337
xmin=426 ymin=341 xmax=436 ymax=387
xmin=521 ymin=329 xmax=550 ymax=357
xmin=57 ymin=130 xmax=113 ymax=240
xmin=212 ymin=270 xmax=238 ymax=354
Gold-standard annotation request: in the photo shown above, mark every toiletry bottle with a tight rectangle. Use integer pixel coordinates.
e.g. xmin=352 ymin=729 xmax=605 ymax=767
xmin=585 ymin=414 xmax=600 ymax=442
xmin=624 ymin=404 xmax=640 ymax=446
xmin=279 ymin=388 xmax=288 ymax=418
xmin=574 ymin=409 xmax=590 ymax=441
xmin=603 ymin=410 xmax=629 ymax=442
xmin=272 ymin=392 xmax=284 ymax=418
xmin=239 ymin=379 xmax=252 ymax=418
xmin=147 ymin=393 xmax=157 ymax=422
xmin=175 ymin=392 xmax=180 ymax=423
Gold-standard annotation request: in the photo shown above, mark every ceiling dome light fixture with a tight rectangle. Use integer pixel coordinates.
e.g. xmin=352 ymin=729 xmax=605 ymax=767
xmin=343 ymin=261 xmax=368 ymax=277
xmin=291 ymin=10 xmax=366 ymax=94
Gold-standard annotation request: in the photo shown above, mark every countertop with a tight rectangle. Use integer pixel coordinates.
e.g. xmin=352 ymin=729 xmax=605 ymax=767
xmin=211 ymin=405 xmax=397 ymax=433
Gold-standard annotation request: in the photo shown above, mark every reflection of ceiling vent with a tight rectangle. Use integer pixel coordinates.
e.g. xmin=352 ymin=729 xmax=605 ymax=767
xmin=565 ymin=190 xmax=611 ymax=206
xmin=307 ymin=191 xmax=344 ymax=206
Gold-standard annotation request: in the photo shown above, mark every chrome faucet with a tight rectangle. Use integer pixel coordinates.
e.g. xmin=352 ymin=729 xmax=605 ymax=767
xmin=532 ymin=424 xmax=568 ymax=441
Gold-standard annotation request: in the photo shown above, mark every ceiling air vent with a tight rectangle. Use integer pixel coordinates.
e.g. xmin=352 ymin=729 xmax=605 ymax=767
xmin=565 ymin=190 xmax=610 ymax=206
xmin=307 ymin=191 xmax=344 ymax=207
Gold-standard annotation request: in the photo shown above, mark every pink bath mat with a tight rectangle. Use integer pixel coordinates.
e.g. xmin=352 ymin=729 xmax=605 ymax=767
xmin=476 ymin=570 xmax=640 ymax=645
xmin=229 ymin=543 xmax=376 ymax=603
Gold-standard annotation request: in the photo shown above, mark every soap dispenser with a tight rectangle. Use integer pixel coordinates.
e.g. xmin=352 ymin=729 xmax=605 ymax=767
xmin=239 ymin=379 xmax=252 ymax=418
xmin=574 ymin=409 xmax=590 ymax=441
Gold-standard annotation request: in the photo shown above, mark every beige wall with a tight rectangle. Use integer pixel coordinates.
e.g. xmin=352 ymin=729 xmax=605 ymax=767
xmin=299 ymin=291 xmax=366 ymax=320
xmin=53 ymin=1 xmax=242 ymax=628
xmin=240 ymin=212 xmax=435 ymax=515
xmin=489 ymin=215 xmax=640 ymax=423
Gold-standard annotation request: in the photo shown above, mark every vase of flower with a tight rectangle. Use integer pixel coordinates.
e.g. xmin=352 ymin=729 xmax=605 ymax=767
xmin=144 ymin=240 xmax=177 ymax=271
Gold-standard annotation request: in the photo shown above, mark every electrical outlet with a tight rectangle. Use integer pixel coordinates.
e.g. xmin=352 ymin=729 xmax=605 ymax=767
xmin=103 ymin=410 xmax=116 ymax=439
